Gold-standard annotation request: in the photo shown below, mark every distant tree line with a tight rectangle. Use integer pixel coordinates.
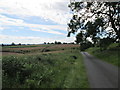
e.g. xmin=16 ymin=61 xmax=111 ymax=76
xmin=44 ymin=41 xmax=75 ymax=45
xmin=1 ymin=41 xmax=76 ymax=46
xmin=1 ymin=42 xmax=22 ymax=46
xmin=1 ymin=42 xmax=37 ymax=46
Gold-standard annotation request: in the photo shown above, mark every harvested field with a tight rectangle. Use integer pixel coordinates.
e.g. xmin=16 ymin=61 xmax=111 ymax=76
xmin=2 ymin=50 xmax=67 ymax=56
xmin=3 ymin=47 xmax=46 ymax=50
xmin=2 ymin=44 xmax=79 ymax=56
xmin=48 ymin=44 xmax=79 ymax=49
xmin=2 ymin=52 xmax=24 ymax=56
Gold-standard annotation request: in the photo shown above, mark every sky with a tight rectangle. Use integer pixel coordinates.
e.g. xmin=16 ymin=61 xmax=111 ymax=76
xmin=0 ymin=0 xmax=76 ymax=44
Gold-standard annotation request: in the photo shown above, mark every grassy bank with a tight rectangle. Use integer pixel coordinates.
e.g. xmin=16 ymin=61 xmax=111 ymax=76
xmin=86 ymin=43 xmax=119 ymax=67
xmin=2 ymin=49 xmax=89 ymax=88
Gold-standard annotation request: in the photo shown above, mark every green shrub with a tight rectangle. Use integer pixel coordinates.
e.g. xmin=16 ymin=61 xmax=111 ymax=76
xmin=3 ymin=56 xmax=24 ymax=77
xmin=3 ymin=56 xmax=33 ymax=84
xmin=44 ymin=49 xmax=50 ymax=52
xmin=80 ymin=42 xmax=93 ymax=51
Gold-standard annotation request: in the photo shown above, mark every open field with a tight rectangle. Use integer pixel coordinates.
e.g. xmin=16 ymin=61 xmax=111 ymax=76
xmin=2 ymin=44 xmax=79 ymax=56
xmin=2 ymin=44 xmax=89 ymax=88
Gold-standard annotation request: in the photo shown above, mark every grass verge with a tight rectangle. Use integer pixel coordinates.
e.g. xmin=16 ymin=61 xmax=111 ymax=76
xmin=86 ymin=43 xmax=119 ymax=67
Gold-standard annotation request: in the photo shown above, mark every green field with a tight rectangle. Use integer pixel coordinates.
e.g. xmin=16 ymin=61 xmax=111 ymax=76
xmin=2 ymin=44 xmax=89 ymax=88
xmin=86 ymin=43 xmax=119 ymax=67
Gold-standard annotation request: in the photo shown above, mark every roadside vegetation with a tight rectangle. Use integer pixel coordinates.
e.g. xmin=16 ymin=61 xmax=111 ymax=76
xmin=2 ymin=45 xmax=89 ymax=88
xmin=67 ymin=1 xmax=119 ymax=67
xmin=67 ymin=2 xmax=119 ymax=49
xmin=86 ymin=43 xmax=119 ymax=67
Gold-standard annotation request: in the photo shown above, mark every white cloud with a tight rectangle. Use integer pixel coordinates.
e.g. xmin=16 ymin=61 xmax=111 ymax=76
xmin=0 ymin=14 xmax=66 ymax=35
xmin=31 ymin=28 xmax=64 ymax=35
xmin=0 ymin=0 xmax=71 ymax=24
xmin=0 ymin=0 xmax=76 ymax=44
xmin=0 ymin=34 xmax=76 ymax=44
xmin=0 ymin=27 xmax=4 ymax=31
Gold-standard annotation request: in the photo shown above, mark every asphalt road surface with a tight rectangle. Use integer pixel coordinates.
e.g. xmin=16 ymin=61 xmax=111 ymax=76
xmin=81 ymin=52 xmax=119 ymax=88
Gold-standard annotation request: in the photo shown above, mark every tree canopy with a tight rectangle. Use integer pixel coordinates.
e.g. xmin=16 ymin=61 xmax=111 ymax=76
xmin=67 ymin=1 xmax=120 ymax=48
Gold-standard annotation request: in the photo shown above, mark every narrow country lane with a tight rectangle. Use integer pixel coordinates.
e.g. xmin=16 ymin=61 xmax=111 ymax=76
xmin=81 ymin=52 xmax=119 ymax=88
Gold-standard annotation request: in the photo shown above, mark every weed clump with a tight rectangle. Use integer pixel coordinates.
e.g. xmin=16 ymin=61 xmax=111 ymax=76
xmin=3 ymin=56 xmax=33 ymax=84
xmin=71 ymin=56 xmax=77 ymax=59
xmin=44 ymin=49 xmax=50 ymax=52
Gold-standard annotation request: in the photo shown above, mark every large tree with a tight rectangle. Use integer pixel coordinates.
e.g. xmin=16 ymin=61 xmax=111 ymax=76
xmin=67 ymin=1 xmax=120 ymax=46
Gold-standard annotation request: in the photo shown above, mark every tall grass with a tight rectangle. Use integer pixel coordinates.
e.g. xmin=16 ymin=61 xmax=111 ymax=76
xmin=2 ymin=49 xmax=89 ymax=88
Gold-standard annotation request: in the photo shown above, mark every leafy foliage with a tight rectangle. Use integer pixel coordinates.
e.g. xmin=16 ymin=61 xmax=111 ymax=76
xmin=3 ymin=57 xmax=24 ymax=77
xmin=67 ymin=1 xmax=120 ymax=50
xmin=80 ymin=42 xmax=93 ymax=51
xmin=99 ymin=37 xmax=115 ymax=51
xmin=3 ymin=56 xmax=33 ymax=84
